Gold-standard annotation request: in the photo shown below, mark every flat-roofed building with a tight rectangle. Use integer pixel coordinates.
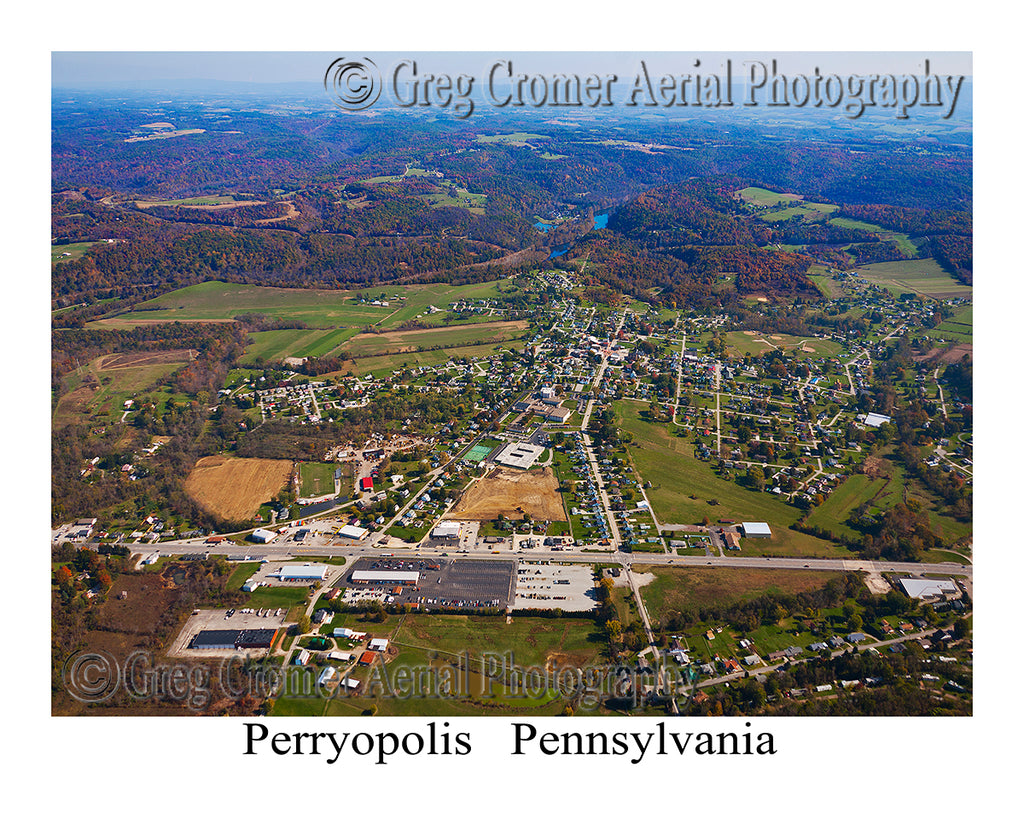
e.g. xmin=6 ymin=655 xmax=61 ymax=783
xmin=432 ymin=521 xmax=462 ymax=540
xmin=250 ymin=527 xmax=278 ymax=544
xmin=350 ymin=570 xmax=419 ymax=586
xmin=741 ymin=522 xmax=772 ymax=538
xmin=189 ymin=629 xmax=239 ymax=651
xmin=494 ymin=442 xmax=545 ymax=469
xmin=338 ymin=524 xmax=369 ymax=540
xmin=899 ymin=577 xmax=959 ymax=600
xmin=274 ymin=564 xmax=328 ymax=582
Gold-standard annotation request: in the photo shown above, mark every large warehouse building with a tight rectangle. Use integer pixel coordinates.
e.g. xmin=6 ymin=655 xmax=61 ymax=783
xmin=351 ymin=570 xmax=420 ymax=587
xmin=741 ymin=522 xmax=773 ymax=538
xmin=189 ymin=628 xmax=278 ymax=650
xmin=273 ymin=564 xmax=329 ymax=582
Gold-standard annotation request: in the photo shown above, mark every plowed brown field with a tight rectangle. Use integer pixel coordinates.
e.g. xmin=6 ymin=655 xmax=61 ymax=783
xmin=184 ymin=455 xmax=293 ymax=521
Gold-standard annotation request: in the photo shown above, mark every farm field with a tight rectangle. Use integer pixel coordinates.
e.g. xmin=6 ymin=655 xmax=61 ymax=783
xmin=184 ymin=455 xmax=293 ymax=522
xmin=395 ymin=613 xmax=603 ymax=670
xmin=616 ymin=401 xmax=850 ymax=558
xmin=342 ymin=320 xmax=528 ymax=357
xmin=449 ymin=467 xmax=567 ymax=522
xmin=759 ymin=202 xmax=838 ymax=222
xmin=854 ymin=259 xmax=971 ymax=299
xmin=239 ymin=327 xmax=362 ymax=364
xmin=342 ymin=339 xmax=528 ymax=378
xmin=417 ymin=188 xmax=487 ymax=213
xmin=829 ymin=216 xmax=918 ymax=256
xmin=804 ymin=473 xmax=894 ymax=540
xmin=635 ymin=565 xmax=838 ymax=629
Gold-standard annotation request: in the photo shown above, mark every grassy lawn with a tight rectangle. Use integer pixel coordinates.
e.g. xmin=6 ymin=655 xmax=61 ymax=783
xmin=226 ymin=562 xmax=260 ymax=590
xmin=244 ymin=584 xmax=310 ymax=613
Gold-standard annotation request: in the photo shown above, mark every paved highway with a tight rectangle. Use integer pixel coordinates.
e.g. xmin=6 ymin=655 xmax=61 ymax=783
xmin=134 ymin=536 xmax=973 ymax=579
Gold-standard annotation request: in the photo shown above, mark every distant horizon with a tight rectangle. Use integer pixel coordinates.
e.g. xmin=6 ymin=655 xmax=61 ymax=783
xmin=52 ymin=51 xmax=973 ymax=88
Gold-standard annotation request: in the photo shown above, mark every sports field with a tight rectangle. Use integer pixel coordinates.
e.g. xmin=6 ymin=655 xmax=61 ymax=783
xmin=725 ymin=331 xmax=843 ymax=358
xmin=464 ymin=444 xmax=493 ymax=462
xmin=299 ymin=462 xmax=338 ymax=498
xmin=184 ymin=455 xmax=293 ymax=521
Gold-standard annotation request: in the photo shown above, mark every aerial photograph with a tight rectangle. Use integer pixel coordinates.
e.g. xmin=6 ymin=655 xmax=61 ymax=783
xmin=50 ymin=50 xmax=974 ymax=721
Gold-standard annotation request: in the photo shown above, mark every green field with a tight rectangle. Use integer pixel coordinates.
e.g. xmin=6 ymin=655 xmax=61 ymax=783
xmin=271 ymin=613 xmax=605 ymax=717
xmin=226 ymin=562 xmax=261 ymax=590
xmin=342 ymin=321 xmax=526 ymax=358
xmin=829 ymin=217 xmax=918 ymax=258
xmin=737 ymin=186 xmax=804 ymax=207
xmin=855 ymin=259 xmax=972 ymax=300
xmin=52 ymin=241 xmax=102 ymax=265
xmin=616 ymin=401 xmax=850 ymax=557
xmin=637 ymin=565 xmax=838 ymax=629
xmin=759 ymin=202 xmax=839 ymax=222
xmin=343 ymin=339 xmax=527 ymax=377
xmin=299 ymin=462 xmax=338 ymax=498
xmin=107 ymin=279 xmax=512 ymax=328
xmin=927 ymin=303 xmax=973 ymax=341
xmin=136 ymin=194 xmax=248 ymax=207
xmin=804 ymin=473 xmax=894 ymax=540
xmin=417 ymin=188 xmax=487 ymax=213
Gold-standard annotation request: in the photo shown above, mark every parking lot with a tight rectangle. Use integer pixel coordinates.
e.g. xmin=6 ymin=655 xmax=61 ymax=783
xmin=513 ymin=562 xmax=598 ymax=612
xmin=338 ymin=557 xmax=516 ymax=611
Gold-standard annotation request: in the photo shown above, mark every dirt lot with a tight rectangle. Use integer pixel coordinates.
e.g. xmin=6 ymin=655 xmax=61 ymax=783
xmin=449 ymin=467 xmax=567 ymax=522
xmin=185 ymin=455 xmax=293 ymax=521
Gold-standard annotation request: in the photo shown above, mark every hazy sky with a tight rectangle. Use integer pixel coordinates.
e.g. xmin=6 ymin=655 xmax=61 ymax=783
xmin=52 ymin=51 xmax=972 ymax=87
